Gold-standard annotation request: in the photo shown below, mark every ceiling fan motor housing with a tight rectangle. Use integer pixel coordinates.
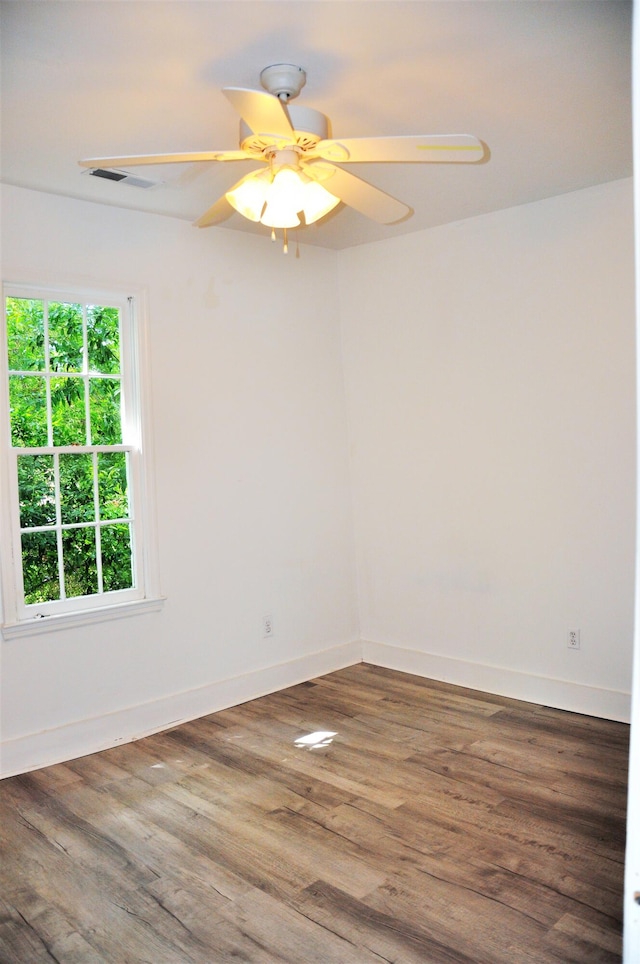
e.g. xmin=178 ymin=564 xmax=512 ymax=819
xmin=239 ymin=104 xmax=331 ymax=156
xmin=260 ymin=64 xmax=306 ymax=101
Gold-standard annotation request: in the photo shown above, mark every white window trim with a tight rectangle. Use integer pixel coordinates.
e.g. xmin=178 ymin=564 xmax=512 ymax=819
xmin=1 ymin=597 xmax=165 ymax=639
xmin=0 ymin=282 xmax=164 ymax=637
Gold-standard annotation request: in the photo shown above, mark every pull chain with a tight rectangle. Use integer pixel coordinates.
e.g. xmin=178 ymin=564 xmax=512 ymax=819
xmin=268 ymin=227 xmax=299 ymax=256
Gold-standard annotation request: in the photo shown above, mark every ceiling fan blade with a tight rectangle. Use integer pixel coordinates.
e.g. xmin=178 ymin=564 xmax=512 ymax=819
xmin=79 ymin=150 xmax=249 ymax=169
xmin=222 ymin=87 xmax=294 ymax=138
xmin=308 ymin=162 xmax=410 ymax=224
xmin=312 ymin=134 xmax=484 ymax=164
xmin=194 ymin=195 xmax=235 ymax=228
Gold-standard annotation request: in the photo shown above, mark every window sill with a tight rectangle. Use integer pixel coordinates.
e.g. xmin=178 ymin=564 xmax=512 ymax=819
xmin=1 ymin=596 xmax=166 ymax=639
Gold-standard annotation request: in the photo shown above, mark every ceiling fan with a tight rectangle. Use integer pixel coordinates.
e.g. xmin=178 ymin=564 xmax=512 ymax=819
xmin=80 ymin=64 xmax=485 ymax=249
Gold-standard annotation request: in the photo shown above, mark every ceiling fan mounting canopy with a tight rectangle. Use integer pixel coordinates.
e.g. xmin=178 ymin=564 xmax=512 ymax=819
xmin=260 ymin=63 xmax=307 ymax=101
xmin=78 ymin=64 xmax=485 ymax=237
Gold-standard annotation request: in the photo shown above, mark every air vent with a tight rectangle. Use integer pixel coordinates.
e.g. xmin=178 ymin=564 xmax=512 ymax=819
xmin=83 ymin=168 xmax=160 ymax=190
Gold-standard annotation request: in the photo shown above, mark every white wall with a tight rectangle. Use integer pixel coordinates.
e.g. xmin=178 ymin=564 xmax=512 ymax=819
xmin=0 ymin=185 xmax=360 ymax=774
xmin=340 ymin=178 xmax=635 ymax=720
xmin=1 ymin=176 xmax=635 ymax=774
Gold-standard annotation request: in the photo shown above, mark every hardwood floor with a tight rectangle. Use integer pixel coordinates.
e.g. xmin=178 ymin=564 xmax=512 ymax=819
xmin=0 ymin=663 xmax=629 ymax=963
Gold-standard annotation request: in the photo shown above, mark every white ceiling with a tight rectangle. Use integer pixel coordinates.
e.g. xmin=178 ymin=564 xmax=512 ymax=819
xmin=0 ymin=0 xmax=632 ymax=251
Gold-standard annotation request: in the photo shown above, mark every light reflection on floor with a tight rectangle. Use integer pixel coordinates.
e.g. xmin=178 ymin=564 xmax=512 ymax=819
xmin=294 ymin=730 xmax=337 ymax=750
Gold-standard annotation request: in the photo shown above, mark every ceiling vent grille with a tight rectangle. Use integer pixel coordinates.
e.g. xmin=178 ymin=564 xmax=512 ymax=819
xmin=83 ymin=168 xmax=160 ymax=190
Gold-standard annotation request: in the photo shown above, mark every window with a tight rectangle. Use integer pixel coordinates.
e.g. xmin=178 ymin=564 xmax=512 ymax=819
xmin=1 ymin=284 xmax=161 ymax=634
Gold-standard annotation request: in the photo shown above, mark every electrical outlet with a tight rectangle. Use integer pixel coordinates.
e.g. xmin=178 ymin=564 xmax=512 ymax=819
xmin=568 ymin=629 xmax=580 ymax=650
xmin=262 ymin=615 xmax=274 ymax=638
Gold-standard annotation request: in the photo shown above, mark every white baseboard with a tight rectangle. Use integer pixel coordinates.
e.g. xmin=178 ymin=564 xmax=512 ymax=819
xmin=0 ymin=640 xmax=362 ymax=778
xmin=3 ymin=638 xmax=629 ymax=778
xmin=362 ymin=640 xmax=631 ymax=723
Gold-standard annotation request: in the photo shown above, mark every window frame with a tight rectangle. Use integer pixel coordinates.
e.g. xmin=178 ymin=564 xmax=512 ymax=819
xmin=0 ymin=283 xmax=163 ymax=637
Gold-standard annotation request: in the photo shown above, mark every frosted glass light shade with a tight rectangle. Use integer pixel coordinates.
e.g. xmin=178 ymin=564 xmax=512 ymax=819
xmin=261 ymin=169 xmax=303 ymax=228
xmin=226 ymin=174 xmax=270 ymax=222
xmin=299 ymin=180 xmax=340 ymax=224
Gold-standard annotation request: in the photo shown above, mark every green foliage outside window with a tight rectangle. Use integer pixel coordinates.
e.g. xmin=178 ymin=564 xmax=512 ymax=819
xmin=6 ymin=296 xmax=134 ymax=605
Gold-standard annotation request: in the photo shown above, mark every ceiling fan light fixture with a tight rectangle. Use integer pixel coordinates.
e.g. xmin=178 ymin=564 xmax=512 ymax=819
xmin=227 ymin=163 xmax=340 ymax=230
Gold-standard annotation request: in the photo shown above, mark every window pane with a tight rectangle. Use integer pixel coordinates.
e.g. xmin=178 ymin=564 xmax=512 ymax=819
xmin=90 ymin=378 xmax=122 ymax=444
xmin=59 ymin=453 xmax=95 ymax=525
xmin=98 ymin=452 xmax=128 ymax=520
xmin=51 ymin=376 xmax=86 ymax=446
xmin=63 ymin=527 xmax=98 ymax=598
xmin=88 ymin=305 xmax=120 ymax=375
xmin=6 ymin=298 xmax=45 ymax=371
xmin=22 ymin=530 xmax=60 ymax=604
xmin=9 ymin=375 xmax=48 ymax=447
xmin=18 ymin=455 xmax=56 ymax=528
xmin=48 ymin=302 xmax=83 ymax=373
xmin=101 ymin=523 xmax=133 ymax=592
